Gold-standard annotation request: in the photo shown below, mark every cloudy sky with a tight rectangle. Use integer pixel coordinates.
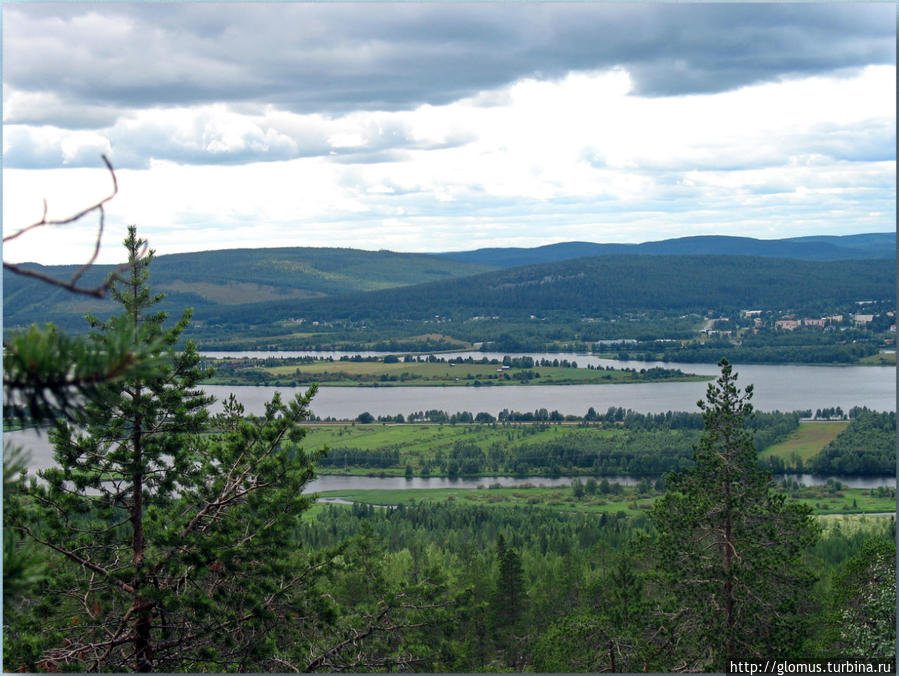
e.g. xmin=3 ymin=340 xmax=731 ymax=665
xmin=2 ymin=3 xmax=895 ymax=264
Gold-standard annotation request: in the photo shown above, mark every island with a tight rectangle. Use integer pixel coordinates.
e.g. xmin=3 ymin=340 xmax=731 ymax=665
xmin=201 ymin=354 xmax=710 ymax=387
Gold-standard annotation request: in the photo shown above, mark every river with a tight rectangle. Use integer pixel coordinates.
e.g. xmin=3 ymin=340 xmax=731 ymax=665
xmin=7 ymin=351 xmax=893 ymax=489
xmin=198 ymin=350 xmax=894 ymax=418
xmin=304 ymin=473 xmax=895 ymax=492
xmin=5 ymin=429 xmax=893 ymax=491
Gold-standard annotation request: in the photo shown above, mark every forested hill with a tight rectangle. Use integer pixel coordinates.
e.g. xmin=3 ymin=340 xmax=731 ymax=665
xmin=435 ymin=233 xmax=896 ymax=268
xmin=2 ymin=247 xmax=491 ymax=328
xmin=5 ymin=244 xmax=895 ymax=334
xmin=196 ymin=254 xmax=897 ymax=325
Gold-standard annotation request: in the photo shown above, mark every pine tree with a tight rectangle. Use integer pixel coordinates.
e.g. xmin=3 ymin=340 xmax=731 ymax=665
xmin=488 ymin=534 xmax=527 ymax=667
xmin=5 ymin=227 xmax=325 ymax=671
xmin=491 ymin=534 xmax=525 ymax=631
xmin=3 ymin=162 xmax=165 ymax=618
xmin=651 ymin=359 xmax=818 ymax=670
xmin=3 ymin=323 xmax=159 ymax=428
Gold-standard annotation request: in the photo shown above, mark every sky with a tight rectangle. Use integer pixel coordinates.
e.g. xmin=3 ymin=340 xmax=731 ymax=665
xmin=2 ymin=3 xmax=895 ymax=265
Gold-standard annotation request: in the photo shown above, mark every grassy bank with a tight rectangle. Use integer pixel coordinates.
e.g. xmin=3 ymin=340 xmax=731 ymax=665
xmin=316 ymin=483 xmax=896 ymax=517
xmin=859 ymin=351 xmax=896 ymax=366
xmin=318 ymin=485 xmax=661 ymax=516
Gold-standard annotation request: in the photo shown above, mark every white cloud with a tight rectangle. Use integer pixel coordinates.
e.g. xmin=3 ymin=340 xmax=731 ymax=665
xmin=3 ymin=63 xmax=894 ymax=263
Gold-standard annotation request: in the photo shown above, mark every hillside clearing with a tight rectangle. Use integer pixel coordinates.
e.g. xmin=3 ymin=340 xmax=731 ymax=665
xmin=759 ymin=421 xmax=849 ymax=463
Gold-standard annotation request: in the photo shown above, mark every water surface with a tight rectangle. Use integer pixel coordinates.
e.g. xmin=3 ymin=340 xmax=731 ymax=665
xmin=201 ymin=351 xmax=895 ymax=416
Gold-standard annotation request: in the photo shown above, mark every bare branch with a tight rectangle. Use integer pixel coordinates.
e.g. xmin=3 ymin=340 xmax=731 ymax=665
xmin=5 ymin=156 xmax=117 ymax=243
xmin=3 ymin=155 xmax=144 ymax=298
xmin=271 ymin=657 xmax=302 ymax=672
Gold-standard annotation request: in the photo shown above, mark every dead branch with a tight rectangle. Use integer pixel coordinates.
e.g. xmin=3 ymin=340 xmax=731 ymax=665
xmin=271 ymin=657 xmax=302 ymax=673
xmin=3 ymin=155 xmax=144 ymax=298
xmin=303 ymin=604 xmax=393 ymax=672
xmin=17 ymin=522 xmax=136 ymax=596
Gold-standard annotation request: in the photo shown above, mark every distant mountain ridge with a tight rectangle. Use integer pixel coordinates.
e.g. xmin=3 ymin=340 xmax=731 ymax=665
xmin=434 ymin=233 xmax=896 ymax=268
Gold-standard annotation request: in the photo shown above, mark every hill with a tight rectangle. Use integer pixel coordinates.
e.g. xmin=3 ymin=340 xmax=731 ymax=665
xmin=782 ymin=233 xmax=896 ymax=258
xmin=197 ymin=254 xmax=897 ymax=326
xmin=2 ymin=247 xmax=492 ymax=328
xmin=435 ymin=233 xmax=896 ymax=268
xmin=6 ymin=242 xmax=895 ymax=354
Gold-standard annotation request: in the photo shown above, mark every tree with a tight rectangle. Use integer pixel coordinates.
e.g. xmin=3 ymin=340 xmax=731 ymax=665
xmin=571 ymin=477 xmax=585 ymax=498
xmin=3 ymin=160 xmax=166 ymax=651
xmin=488 ymin=534 xmax=527 ymax=666
xmin=492 ymin=535 xmax=525 ymax=629
xmin=651 ymin=359 xmax=818 ymax=670
xmin=5 ymin=228 xmax=325 ymax=672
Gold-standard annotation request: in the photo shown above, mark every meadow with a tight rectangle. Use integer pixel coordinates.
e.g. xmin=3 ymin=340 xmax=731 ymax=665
xmin=303 ymin=422 xmax=619 ymax=460
xmin=759 ymin=421 xmax=850 ymax=463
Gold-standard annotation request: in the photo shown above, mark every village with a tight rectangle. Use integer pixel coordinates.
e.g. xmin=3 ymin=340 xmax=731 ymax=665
xmin=701 ymin=300 xmax=896 ymax=339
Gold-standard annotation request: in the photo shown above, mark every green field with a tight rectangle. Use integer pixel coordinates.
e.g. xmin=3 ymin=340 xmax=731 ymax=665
xmin=759 ymin=421 xmax=849 ymax=463
xmin=859 ymin=351 xmax=896 ymax=366
xmin=205 ymin=357 xmax=708 ymax=387
xmin=303 ymin=423 xmax=619 ymax=463
xmin=316 ymin=484 xmax=896 ymax=517
xmin=789 ymin=485 xmax=896 ymax=515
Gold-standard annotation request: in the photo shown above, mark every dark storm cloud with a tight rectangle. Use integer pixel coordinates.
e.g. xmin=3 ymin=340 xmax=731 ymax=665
xmin=4 ymin=2 xmax=894 ymax=125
